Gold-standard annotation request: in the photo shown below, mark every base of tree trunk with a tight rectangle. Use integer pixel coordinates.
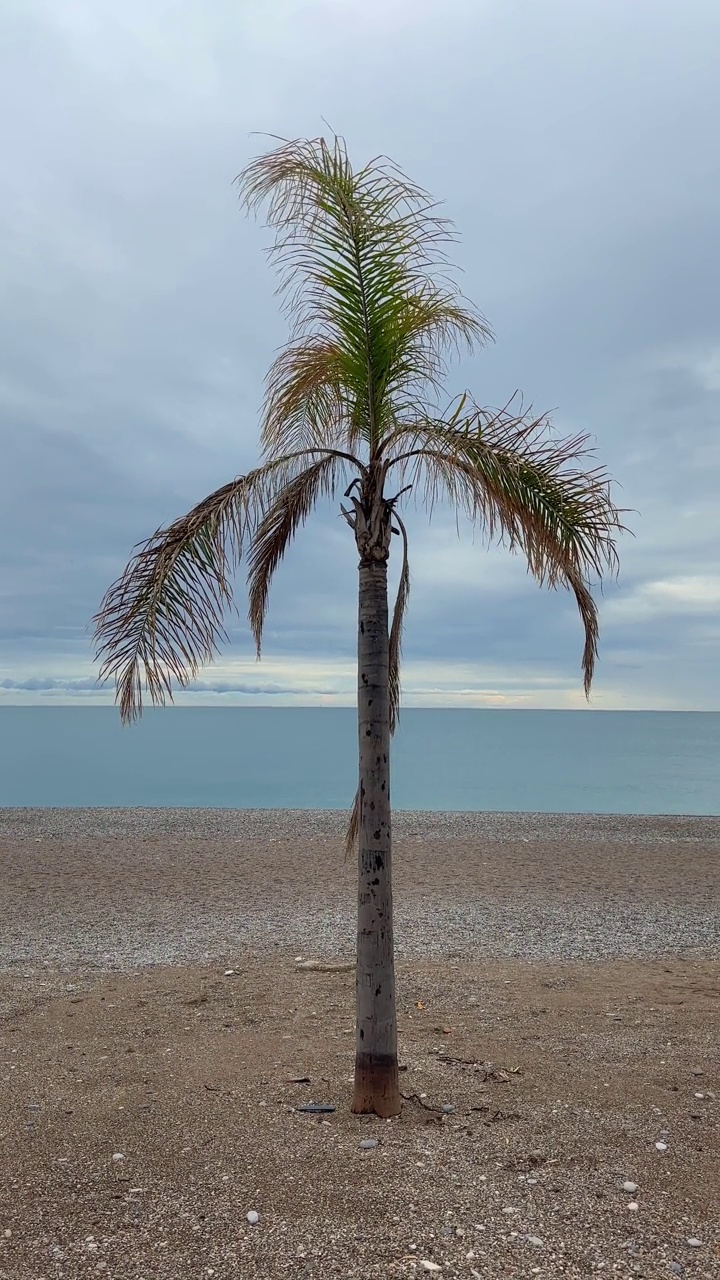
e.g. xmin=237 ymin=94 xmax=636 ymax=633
xmin=351 ymin=1052 xmax=402 ymax=1116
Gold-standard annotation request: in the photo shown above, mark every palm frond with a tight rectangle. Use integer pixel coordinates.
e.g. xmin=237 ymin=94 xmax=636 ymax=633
xmin=94 ymin=449 xmax=363 ymax=721
xmin=93 ymin=478 xmax=250 ymax=723
xmin=238 ymin=135 xmax=490 ymax=453
xmin=345 ymin=789 xmax=360 ymax=860
xmin=247 ymin=455 xmax=345 ymax=654
xmin=389 ymin=513 xmax=411 ymax=733
xmin=386 ymin=404 xmax=624 ymax=693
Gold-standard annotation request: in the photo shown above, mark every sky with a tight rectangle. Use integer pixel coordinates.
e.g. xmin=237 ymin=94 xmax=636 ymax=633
xmin=1 ymin=0 xmax=719 ymax=711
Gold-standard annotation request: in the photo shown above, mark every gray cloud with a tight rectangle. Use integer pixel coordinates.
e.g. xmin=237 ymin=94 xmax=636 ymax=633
xmin=1 ymin=0 xmax=719 ymax=708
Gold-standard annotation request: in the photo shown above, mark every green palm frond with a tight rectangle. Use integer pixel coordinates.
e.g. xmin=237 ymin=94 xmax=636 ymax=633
xmin=238 ymin=135 xmax=490 ymax=454
xmin=94 ymin=448 xmax=364 ymax=721
xmin=247 ymin=454 xmax=348 ymax=654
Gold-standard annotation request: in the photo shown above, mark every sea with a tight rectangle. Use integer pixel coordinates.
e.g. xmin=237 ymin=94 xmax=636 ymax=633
xmin=0 ymin=707 xmax=718 ymax=814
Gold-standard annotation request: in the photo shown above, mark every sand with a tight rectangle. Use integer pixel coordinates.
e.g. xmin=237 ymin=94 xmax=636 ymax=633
xmin=0 ymin=810 xmax=718 ymax=1278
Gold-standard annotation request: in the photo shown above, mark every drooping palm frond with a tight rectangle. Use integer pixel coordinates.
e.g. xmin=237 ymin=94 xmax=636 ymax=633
xmin=94 ymin=448 xmax=364 ymax=722
xmin=94 ymin=477 xmax=250 ymax=723
xmin=388 ymin=513 xmax=411 ymax=734
xmin=385 ymin=404 xmax=624 ymax=694
xmin=238 ymin=135 xmax=490 ymax=455
xmin=247 ymin=454 xmax=347 ymax=654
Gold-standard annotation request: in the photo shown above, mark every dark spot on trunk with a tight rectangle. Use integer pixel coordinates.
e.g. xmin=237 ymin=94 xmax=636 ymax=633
xmin=373 ymin=829 xmax=381 ymax=841
xmin=381 ymin=782 xmax=386 ymax=792
xmin=361 ymin=672 xmax=368 ymax=685
xmin=359 ymin=1028 xmax=365 ymax=1041
xmin=371 ymin=877 xmax=379 ymax=886
xmin=375 ymin=986 xmax=382 ymax=998
xmin=360 ymin=621 xmax=365 ymax=634
xmin=383 ymin=754 xmax=387 ymax=763
xmin=366 ymin=728 xmax=372 ymax=737
xmin=374 ymin=855 xmax=384 ymax=871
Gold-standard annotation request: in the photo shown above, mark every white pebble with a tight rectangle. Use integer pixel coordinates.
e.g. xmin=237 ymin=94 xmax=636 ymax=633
xmin=694 ymin=1092 xmax=704 ymax=1099
xmin=622 ymin=1181 xmax=638 ymax=1193
xmin=527 ymin=1236 xmax=543 ymax=1246
xmin=687 ymin=1238 xmax=702 ymax=1248
xmin=655 ymin=1141 xmax=668 ymax=1151
xmin=111 ymin=1153 xmax=125 ymax=1164
xmin=420 ymin=1264 xmax=442 ymax=1275
xmin=627 ymin=1202 xmax=639 ymax=1213
xmin=224 ymin=969 xmax=235 ymax=976
xmin=359 ymin=1138 xmax=378 ymax=1150
xmin=3 ymin=1230 xmax=11 ymax=1239
xmin=246 ymin=1210 xmax=259 ymax=1225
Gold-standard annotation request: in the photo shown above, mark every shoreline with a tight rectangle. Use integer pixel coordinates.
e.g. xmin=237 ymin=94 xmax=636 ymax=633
xmin=2 ymin=806 xmax=720 ymax=840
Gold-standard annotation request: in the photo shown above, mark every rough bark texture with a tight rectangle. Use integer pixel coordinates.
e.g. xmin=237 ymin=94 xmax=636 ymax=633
xmin=351 ymin=492 xmax=401 ymax=1117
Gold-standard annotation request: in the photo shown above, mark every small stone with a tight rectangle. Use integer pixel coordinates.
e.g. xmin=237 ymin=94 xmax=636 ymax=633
xmin=686 ymin=1238 xmax=702 ymax=1248
xmin=442 ymin=1104 xmax=456 ymax=1114
xmin=694 ymin=1092 xmax=704 ymax=1099
xmin=3 ymin=1230 xmax=11 ymax=1239
xmin=622 ymin=1181 xmax=638 ymax=1193
xmin=111 ymin=1153 xmax=125 ymax=1164
xmin=669 ymin=1264 xmax=684 ymax=1276
xmin=527 ymin=1236 xmax=543 ymax=1246
xmin=691 ymin=1067 xmax=703 ymax=1076
xmin=420 ymin=1264 xmax=442 ymax=1275
xmin=628 ymin=1202 xmax=639 ymax=1213
xmin=359 ymin=1138 xmax=378 ymax=1150
xmin=655 ymin=1141 xmax=668 ymax=1151
xmin=246 ymin=1211 xmax=259 ymax=1225
xmin=224 ymin=969 xmax=235 ymax=976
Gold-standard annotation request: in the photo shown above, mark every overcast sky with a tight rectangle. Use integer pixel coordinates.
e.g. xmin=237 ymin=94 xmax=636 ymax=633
xmin=1 ymin=0 xmax=719 ymax=710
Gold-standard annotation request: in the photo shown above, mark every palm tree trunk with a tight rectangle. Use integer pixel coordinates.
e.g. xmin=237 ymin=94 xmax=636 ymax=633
xmin=351 ymin=551 xmax=401 ymax=1117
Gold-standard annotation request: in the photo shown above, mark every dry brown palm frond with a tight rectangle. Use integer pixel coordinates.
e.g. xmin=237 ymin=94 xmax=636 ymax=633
xmin=345 ymin=788 xmax=360 ymax=860
xmin=389 ymin=513 xmax=410 ymax=734
xmin=385 ymin=405 xmax=625 ymax=694
xmin=247 ymin=455 xmax=346 ymax=654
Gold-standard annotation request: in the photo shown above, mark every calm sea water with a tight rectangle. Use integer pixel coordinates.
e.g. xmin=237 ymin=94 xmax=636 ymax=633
xmin=0 ymin=707 xmax=718 ymax=814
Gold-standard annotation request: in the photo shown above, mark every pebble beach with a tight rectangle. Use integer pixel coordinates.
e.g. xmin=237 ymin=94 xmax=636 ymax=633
xmin=1 ymin=809 xmax=718 ymax=1278
xmin=1 ymin=808 xmax=719 ymax=971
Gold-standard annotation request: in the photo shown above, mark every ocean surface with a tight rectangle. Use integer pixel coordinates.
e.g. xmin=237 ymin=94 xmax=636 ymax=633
xmin=0 ymin=707 xmax=718 ymax=814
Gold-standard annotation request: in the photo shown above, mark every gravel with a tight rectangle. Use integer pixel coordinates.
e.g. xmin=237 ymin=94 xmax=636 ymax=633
xmin=1 ymin=808 xmax=718 ymax=974
xmin=2 ymin=806 xmax=719 ymax=842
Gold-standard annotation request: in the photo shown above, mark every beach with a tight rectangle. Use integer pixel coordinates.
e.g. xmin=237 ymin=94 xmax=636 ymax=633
xmin=1 ymin=810 xmax=718 ymax=1278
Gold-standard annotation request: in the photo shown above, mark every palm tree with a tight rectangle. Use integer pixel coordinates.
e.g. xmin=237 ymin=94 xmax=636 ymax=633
xmin=94 ymin=134 xmax=622 ymax=1118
